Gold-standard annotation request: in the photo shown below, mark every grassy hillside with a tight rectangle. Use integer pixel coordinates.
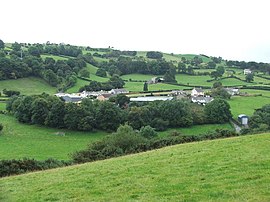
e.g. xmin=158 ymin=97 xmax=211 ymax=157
xmin=1 ymin=133 xmax=269 ymax=201
xmin=0 ymin=111 xmax=107 ymax=160
xmin=0 ymin=77 xmax=57 ymax=95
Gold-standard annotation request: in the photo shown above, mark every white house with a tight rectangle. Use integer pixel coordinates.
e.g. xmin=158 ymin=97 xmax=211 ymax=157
xmin=191 ymin=96 xmax=214 ymax=105
xmin=110 ymin=89 xmax=129 ymax=95
xmin=244 ymin=69 xmax=252 ymax=75
xmin=191 ymin=88 xmax=204 ymax=97
xmin=225 ymin=88 xmax=240 ymax=96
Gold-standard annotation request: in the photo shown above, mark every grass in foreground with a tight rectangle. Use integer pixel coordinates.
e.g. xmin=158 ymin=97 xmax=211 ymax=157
xmin=0 ymin=113 xmax=107 ymax=160
xmin=0 ymin=133 xmax=269 ymax=201
xmin=0 ymin=77 xmax=57 ymax=95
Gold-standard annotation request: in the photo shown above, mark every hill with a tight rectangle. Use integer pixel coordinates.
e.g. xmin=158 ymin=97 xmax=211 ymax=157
xmin=0 ymin=77 xmax=57 ymax=95
xmin=1 ymin=133 xmax=269 ymax=201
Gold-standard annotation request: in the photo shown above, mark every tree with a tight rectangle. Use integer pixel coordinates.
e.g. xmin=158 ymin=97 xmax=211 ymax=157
xmin=115 ymin=94 xmax=130 ymax=108
xmin=207 ymin=61 xmax=216 ymax=69
xmin=0 ymin=39 xmax=4 ymax=49
xmin=213 ymin=81 xmax=222 ymax=88
xmin=45 ymin=99 xmax=66 ymax=128
xmin=245 ymin=73 xmax=254 ymax=82
xmin=211 ymin=88 xmax=231 ymax=99
xmin=108 ymin=74 xmax=125 ymax=89
xmin=159 ymin=100 xmax=193 ymax=127
xmin=96 ymin=101 xmax=126 ymax=131
xmin=204 ymin=98 xmax=232 ymax=123
xmin=177 ymin=62 xmax=186 ymax=73
xmin=210 ymin=71 xmax=220 ymax=80
xmin=139 ymin=125 xmax=157 ymax=139
xmin=146 ymin=51 xmax=163 ymax=59
xmin=31 ymin=98 xmax=49 ymax=125
xmin=143 ymin=82 xmax=148 ymax=92
xmin=216 ymin=66 xmax=225 ymax=76
xmin=79 ymin=68 xmax=90 ymax=78
xmin=96 ymin=68 xmax=107 ymax=77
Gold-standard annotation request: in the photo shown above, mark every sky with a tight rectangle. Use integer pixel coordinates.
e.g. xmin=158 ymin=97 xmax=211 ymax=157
xmin=1 ymin=0 xmax=270 ymax=63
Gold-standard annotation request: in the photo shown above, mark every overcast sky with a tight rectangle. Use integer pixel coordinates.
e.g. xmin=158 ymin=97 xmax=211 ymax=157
xmin=1 ymin=0 xmax=270 ymax=62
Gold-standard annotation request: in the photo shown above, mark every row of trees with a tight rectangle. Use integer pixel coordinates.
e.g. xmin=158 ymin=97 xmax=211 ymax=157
xmin=99 ymin=56 xmax=175 ymax=75
xmin=7 ymin=93 xmax=232 ymax=132
xmin=79 ymin=75 xmax=125 ymax=92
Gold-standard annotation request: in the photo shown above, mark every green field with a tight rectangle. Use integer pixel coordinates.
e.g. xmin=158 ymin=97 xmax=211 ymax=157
xmin=0 ymin=113 xmax=107 ymax=160
xmin=0 ymin=77 xmax=57 ymax=95
xmin=158 ymin=123 xmax=233 ymax=137
xmin=1 ymin=133 xmax=269 ymax=201
xmin=228 ymin=95 xmax=270 ymax=118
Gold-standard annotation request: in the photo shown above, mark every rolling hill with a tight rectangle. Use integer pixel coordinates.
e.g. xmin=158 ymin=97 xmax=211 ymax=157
xmin=1 ymin=133 xmax=269 ymax=201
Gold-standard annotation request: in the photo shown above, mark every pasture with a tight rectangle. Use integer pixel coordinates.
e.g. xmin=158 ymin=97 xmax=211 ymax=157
xmin=1 ymin=133 xmax=269 ymax=201
xmin=0 ymin=112 xmax=107 ymax=160
xmin=0 ymin=77 xmax=57 ymax=95
xmin=228 ymin=95 xmax=270 ymax=118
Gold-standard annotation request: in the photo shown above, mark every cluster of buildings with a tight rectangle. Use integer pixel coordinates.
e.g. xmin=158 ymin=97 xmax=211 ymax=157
xmin=55 ymin=87 xmax=240 ymax=106
xmin=55 ymin=88 xmax=129 ymax=103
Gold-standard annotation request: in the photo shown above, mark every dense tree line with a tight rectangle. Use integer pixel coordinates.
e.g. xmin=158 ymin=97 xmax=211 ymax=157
xmin=226 ymin=60 xmax=270 ymax=74
xmin=99 ymin=56 xmax=175 ymax=75
xmin=79 ymin=74 xmax=125 ymax=92
xmin=7 ymin=93 xmax=232 ymax=132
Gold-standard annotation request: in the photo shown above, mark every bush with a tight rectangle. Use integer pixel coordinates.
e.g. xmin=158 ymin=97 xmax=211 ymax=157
xmin=0 ymin=123 xmax=3 ymax=132
xmin=0 ymin=158 xmax=71 ymax=178
xmin=139 ymin=125 xmax=157 ymax=139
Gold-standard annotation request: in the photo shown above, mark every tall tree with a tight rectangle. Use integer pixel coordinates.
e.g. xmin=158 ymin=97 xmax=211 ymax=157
xmin=0 ymin=39 xmax=4 ymax=49
xmin=204 ymin=98 xmax=232 ymax=123
xmin=143 ymin=82 xmax=148 ymax=92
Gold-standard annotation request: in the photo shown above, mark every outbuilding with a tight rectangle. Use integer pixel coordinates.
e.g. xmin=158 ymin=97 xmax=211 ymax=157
xmin=238 ymin=114 xmax=248 ymax=125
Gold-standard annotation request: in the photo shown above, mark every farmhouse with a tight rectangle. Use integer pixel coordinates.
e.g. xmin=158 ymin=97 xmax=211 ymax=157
xmin=191 ymin=88 xmax=204 ymax=97
xmin=130 ymin=96 xmax=173 ymax=102
xmin=147 ymin=77 xmax=164 ymax=84
xmin=170 ymin=90 xmax=187 ymax=99
xmin=191 ymin=96 xmax=213 ymax=105
xmin=97 ymin=93 xmax=113 ymax=101
xmin=110 ymin=89 xmax=129 ymax=95
xmin=225 ymin=88 xmax=240 ymax=96
xmin=244 ymin=69 xmax=252 ymax=75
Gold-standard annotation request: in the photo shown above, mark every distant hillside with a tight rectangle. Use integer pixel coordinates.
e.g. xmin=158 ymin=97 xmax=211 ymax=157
xmin=0 ymin=77 xmax=57 ymax=95
xmin=1 ymin=133 xmax=269 ymax=201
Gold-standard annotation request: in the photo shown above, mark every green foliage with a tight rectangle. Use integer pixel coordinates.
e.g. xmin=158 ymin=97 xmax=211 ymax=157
xmin=0 ymin=39 xmax=4 ymax=49
xmin=211 ymin=87 xmax=231 ymax=99
xmin=249 ymin=104 xmax=270 ymax=130
xmin=143 ymin=82 xmax=148 ymax=91
xmin=0 ymin=158 xmax=71 ymax=178
xmin=159 ymin=100 xmax=193 ymax=127
xmin=146 ymin=51 xmax=163 ymax=59
xmin=95 ymin=68 xmax=107 ymax=77
xmin=204 ymin=98 xmax=232 ymax=123
xmin=79 ymin=68 xmax=90 ymax=78
xmin=139 ymin=125 xmax=157 ymax=139
xmin=0 ymin=123 xmax=3 ymax=132
xmin=2 ymin=89 xmax=20 ymax=97
xmin=246 ymin=73 xmax=254 ymax=82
